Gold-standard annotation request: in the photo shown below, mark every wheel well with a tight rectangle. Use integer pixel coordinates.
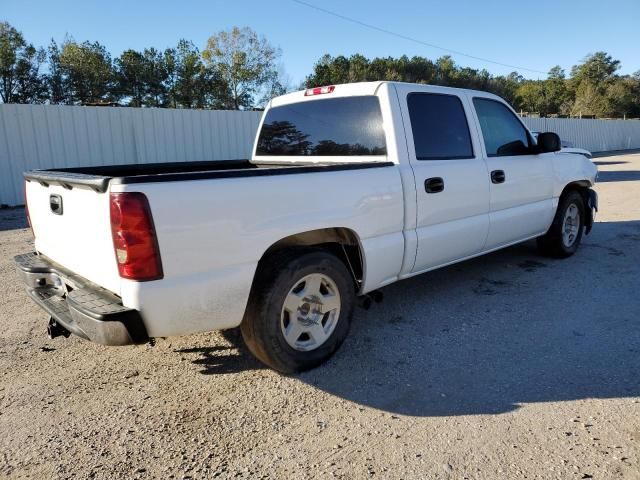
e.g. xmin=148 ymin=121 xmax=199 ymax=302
xmin=257 ymin=228 xmax=364 ymax=288
xmin=560 ymin=181 xmax=590 ymax=204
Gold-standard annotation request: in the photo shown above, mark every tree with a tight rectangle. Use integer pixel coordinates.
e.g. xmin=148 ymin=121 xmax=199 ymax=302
xmin=517 ymin=69 xmax=568 ymax=116
xmin=517 ymin=81 xmax=546 ymax=114
xmin=46 ymin=40 xmax=66 ymax=103
xmin=572 ymin=80 xmax=606 ymax=117
xmin=3 ymin=19 xmax=639 ymax=117
xmin=304 ymin=53 xmax=524 ymax=109
xmin=402 ymin=56 xmax=436 ymax=84
xmin=203 ymin=26 xmax=281 ymax=109
xmin=259 ymin=70 xmax=288 ymax=106
xmin=434 ymin=55 xmax=456 ymax=85
xmin=164 ymin=39 xmax=222 ymax=109
xmin=115 ymin=49 xmax=147 ymax=107
xmin=58 ymin=39 xmax=114 ymax=104
xmin=0 ymin=21 xmax=46 ymax=103
xmin=570 ymin=52 xmax=624 ymax=117
xmin=347 ymin=54 xmax=369 ymax=82
xmin=302 ymin=51 xmax=640 ymax=118
xmin=604 ymin=79 xmax=636 ymax=118
xmin=142 ymin=48 xmax=169 ymax=107
xmin=571 ymin=52 xmax=620 ymax=85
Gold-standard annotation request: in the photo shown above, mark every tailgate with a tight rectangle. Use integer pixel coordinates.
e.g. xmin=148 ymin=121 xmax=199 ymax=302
xmin=25 ymin=180 xmax=121 ymax=295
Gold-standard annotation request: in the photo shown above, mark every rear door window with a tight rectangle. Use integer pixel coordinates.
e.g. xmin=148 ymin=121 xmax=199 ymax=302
xmin=473 ymin=98 xmax=531 ymax=156
xmin=407 ymin=93 xmax=474 ymax=160
xmin=256 ymin=96 xmax=386 ymax=156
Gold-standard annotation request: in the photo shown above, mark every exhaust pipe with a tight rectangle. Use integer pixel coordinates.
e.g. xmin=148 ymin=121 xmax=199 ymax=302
xmin=47 ymin=317 xmax=70 ymax=339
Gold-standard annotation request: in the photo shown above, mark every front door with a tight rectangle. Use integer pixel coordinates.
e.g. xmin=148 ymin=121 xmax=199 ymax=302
xmin=470 ymin=96 xmax=554 ymax=250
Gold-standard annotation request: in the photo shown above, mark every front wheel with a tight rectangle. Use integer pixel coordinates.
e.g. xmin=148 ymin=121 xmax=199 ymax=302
xmin=537 ymin=190 xmax=585 ymax=258
xmin=241 ymin=249 xmax=355 ymax=373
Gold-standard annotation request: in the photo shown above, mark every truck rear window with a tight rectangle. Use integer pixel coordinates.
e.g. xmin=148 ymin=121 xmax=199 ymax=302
xmin=256 ymin=96 xmax=387 ymax=156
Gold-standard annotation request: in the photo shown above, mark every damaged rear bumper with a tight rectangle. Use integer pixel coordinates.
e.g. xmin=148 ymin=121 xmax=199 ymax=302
xmin=14 ymin=253 xmax=148 ymax=345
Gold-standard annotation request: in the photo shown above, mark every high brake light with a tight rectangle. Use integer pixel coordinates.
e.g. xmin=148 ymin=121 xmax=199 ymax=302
xmin=304 ymin=85 xmax=335 ymax=96
xmin=109 ymin=192 xmax=163 ymax=281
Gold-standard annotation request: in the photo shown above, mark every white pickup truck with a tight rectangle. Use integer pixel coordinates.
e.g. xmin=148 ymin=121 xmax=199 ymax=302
xmin=16 ymin=81 xmax=598 ymax=372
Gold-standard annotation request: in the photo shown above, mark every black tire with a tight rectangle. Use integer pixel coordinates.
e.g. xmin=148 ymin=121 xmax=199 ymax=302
xmin=537 ymin=190 xmax=585 ymax=258
xmin=241 ymin=249 xmax=355 ymax=373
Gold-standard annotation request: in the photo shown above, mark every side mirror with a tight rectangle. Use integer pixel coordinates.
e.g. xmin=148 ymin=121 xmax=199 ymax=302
xmin=536 ymin=132 xmax=561 ymax=153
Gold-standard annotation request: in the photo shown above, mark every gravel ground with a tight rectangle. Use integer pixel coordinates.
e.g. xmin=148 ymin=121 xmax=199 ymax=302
xmin=1 ymin=153 xmax=639 ymax=480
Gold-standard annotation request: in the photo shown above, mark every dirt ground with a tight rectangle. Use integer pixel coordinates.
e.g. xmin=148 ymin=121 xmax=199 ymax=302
xmin=1 ymin=152 xmax=639 ymax=480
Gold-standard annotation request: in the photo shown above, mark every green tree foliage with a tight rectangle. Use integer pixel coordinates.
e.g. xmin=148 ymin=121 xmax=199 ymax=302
xmin=304 ymin=54 xmax=523 ymax=107
xmin=305 ymin=52 xmax=640 ymax=118
xmin=603 ymin=79 xmax=638 ymax=118
xmin=517 ymin=68 xmax=569 ymax=117
xmin=571 ymin=51 xmax=620 ymax=84
xmin=203 ymin=26 xmax=281 ymax=109
xmin=58 ymin=39 xmax=114 ymax=105
xmin=115 ymin=47 xmax=171 ymax=107
xmin=115 ymin=49 xmax=148 ymax=107
xmin=1 ymin=20 xmax=639 ymax=117
xmin=569 ymin=52 xmax=621 ymax=117
xmin=45 ymin=40 xmax=66 ymax=104
xmin=143 ymin=48 xmax=170 ymax=107
xmin=165 ymin=40 xmax=223 ymax=109
xmin=0 ymin=22 xmax=46 ymax=103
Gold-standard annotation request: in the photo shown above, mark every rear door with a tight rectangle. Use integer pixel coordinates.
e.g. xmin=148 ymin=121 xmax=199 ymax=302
xmin=395 ymin=85 xmax=490 ymax=273
xmin=469 ymin=96 xmax=554 ymax=249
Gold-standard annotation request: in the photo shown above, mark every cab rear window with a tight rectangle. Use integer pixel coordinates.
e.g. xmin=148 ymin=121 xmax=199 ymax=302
xmin=256 ymin=96 xmax=387 ymax=156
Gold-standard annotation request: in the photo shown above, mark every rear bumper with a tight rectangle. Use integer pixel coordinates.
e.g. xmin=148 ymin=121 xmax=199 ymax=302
xmin=14 ymin=253 xmax=148 ymax=346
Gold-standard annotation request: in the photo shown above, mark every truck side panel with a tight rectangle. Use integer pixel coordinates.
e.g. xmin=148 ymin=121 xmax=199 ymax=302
xmin=114 ymin=165 xmax=405 ymax=337
xmin=551 ymin=153 xmax=598 ymax=197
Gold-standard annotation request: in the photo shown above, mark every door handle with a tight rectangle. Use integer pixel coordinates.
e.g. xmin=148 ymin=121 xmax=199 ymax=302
xmin=424 ymin=177 xmax=444 ymax=193
xmin=49 ymin=194 xmax=63 ymax=215
xmin=491 ymin=170 xmax=506 ymax=184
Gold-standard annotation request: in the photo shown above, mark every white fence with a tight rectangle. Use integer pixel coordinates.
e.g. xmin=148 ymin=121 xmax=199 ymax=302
xmin=0 ymin=105 xmax=262 ymax=206
xmin=522 ymin=117 xmax=640 ymax=153
xmin=2 ymin=104 xmax=640 ymax=206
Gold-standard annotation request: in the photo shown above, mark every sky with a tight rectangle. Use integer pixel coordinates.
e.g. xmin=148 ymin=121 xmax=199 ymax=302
xmin=3 ymin=0 xmax=640 ymax=87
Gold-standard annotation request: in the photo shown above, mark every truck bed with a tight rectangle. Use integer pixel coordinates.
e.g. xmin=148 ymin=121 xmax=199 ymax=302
xmin=25 ymin=160 xmax=393 ymax=192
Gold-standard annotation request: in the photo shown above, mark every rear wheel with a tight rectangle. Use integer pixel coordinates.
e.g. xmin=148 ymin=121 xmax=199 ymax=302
xmin=241 ymin=249 xmax=355 ymax=373
xmin=537 ymin=190 xmax=585 ymax=258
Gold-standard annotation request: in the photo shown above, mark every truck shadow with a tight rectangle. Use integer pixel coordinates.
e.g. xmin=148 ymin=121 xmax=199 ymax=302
xmin=0 ymin=207 xmax=28 ymax=232
xmin=595 ymin=170 xmax=640 ymax=182
xmin=183 ymin=220 xmax=640 ymax=416
xmin=175 ymin=329 xmax=264 ymax=375
xmin=593 ymin=160 xmax=629 ymax=166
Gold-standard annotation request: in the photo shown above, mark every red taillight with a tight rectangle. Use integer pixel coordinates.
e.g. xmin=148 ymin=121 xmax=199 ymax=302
xmin=304 ymin=85 xmax=335 ymax=96
xmin=109 ymin=192 xmax=163 ymax=281
xmin=24 ymin=182 xmax=34 ymax=238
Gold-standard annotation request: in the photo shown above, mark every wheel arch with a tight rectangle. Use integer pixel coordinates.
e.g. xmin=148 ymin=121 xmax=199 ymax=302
xmin=255 ymin=227 xmax=366 ymax=292
xmin=558 ymin=180 xmax=595 ymax=234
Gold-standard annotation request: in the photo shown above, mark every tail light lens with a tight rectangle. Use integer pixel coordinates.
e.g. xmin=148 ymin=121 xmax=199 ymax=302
xmin=109 ymin=192 xmax=163 ymax=281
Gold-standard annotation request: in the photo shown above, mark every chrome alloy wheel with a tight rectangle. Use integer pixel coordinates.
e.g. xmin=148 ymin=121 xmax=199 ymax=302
xmin=280 ymin=273 xmax=341 ymax=351
xmin=562 ymin=203 xmax=581 ymax=247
